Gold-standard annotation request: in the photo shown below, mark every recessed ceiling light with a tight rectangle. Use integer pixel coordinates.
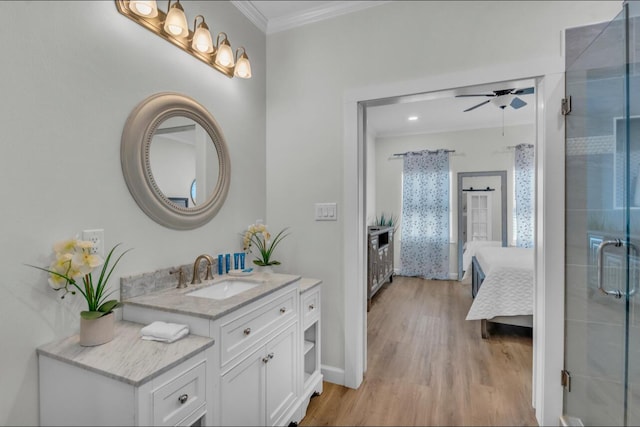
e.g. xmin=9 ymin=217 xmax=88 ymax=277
xmin=408 ymin=116 xmax=419 ymax=121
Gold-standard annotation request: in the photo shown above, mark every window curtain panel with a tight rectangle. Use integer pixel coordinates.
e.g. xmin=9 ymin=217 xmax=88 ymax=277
xmin=515 ymin=144 xmax=535 ymax=248
xmin=399 ymin=150 xmax=450 ymax=280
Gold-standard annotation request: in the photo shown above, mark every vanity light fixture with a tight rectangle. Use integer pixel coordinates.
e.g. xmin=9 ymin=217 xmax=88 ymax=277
xmin=234 ymin=47 xmax=252 ymax=79
xmin=129 ymin=0 xmax=158 ymax=17
xmin=114 ymin=0 xmax=252 ymax=79
xmin=214 ymin=32 xmax=234 ymax=68
xmin=164 ymin=0 xmax=188 ymax=37
xmin=192 ymin=15 xmax=213 ymax=53
xmin=408 ymin=116 xmax=419 ymax=121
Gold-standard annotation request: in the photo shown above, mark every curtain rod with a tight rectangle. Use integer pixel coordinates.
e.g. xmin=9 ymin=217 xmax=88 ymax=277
xmin=393 ymin=149 xmax=456 ymax=157
xmin=463 ymin=187 xmax=495 ymax=192
xmin=506 ymin=143 xmax=534 ymax=149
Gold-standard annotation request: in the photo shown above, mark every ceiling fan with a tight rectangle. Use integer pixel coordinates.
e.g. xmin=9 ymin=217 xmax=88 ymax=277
xmin=456 ymin=87 xmax=535 ymax=112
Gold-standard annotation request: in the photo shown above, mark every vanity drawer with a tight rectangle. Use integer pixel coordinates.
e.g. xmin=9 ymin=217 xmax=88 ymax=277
xmin=302 ymin=287 xmax=320 ymax=328
xmin=152 ymin=361 xmax=206 ymax=427
xmin=220 ymin=288 xmax=297 ymax=366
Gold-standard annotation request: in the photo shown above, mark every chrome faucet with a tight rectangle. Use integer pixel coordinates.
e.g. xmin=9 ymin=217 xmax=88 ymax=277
xmin=191 ymin=254 xmax=215 ymax=284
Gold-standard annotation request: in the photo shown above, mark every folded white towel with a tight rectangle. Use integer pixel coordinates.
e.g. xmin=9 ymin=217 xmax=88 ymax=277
xmin=140 ymin=321 xmax=189 ymax=343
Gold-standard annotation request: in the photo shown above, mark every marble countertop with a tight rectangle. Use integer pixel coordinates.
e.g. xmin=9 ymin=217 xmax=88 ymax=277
xmin=298 ymin=277 xmax=322 ymax=293
xmin=122 ymin=272 xmax=303 ymax=320
xmin=36 ymin=321 xmax=215 ymax=387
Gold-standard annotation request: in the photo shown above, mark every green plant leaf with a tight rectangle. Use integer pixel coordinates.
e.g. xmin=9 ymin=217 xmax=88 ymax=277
xmin=270 ymin=261 xmax=281 ymax=265
xmin=80 ymin=310 xmax=106 ymax=320
xmin=97 ymin=300 xmax=121 ymax=313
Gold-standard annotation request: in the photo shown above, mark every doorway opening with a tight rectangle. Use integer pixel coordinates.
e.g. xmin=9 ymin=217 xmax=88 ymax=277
xmin=357 ymin=77 xmax=537 ymax=408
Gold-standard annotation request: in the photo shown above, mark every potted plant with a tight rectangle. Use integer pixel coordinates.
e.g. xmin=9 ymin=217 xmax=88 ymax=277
xmin=371 ymin=212 xmax=399 ymax=232
xmin=242 ymin=223 xmax=289 ymax=273
xmin=28 ymin=237 xmax=130 ymax=346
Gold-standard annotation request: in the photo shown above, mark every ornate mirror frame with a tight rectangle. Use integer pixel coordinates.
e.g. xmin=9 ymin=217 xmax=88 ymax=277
xmin=121 ymin=92 xmax=231 ymax=230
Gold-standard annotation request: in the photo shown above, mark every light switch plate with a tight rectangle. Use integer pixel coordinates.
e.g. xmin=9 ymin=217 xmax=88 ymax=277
xmin=315 ymin=203 xmax=337 ymax=221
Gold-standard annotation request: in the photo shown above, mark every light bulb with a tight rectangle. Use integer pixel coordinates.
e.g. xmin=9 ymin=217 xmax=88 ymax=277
xmin=215 ymin=33 xmax=235 ymax=67
xmin=164 ymin=1 xmax=188 ymax=37
xmin=192 ymin=17 xmax=213 ymax=53
xmin=234 ymin=51 xmax=252 ymax=79
xmin=130 ymin=0 xmax=158 ymax=17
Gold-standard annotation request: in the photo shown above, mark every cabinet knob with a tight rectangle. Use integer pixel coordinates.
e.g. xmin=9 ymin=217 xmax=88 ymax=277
xmin=178 ymin=394 xmax=188 ymax=404
xmin=280 ymin=307 xmax=286 ymax=314
xmin=268 ymin=352 xmax=274 ymax=360
xmin=308 ymin=304 xmax=315 ymax=310
xmin=243 ymin=328 xmax=251 ymax=336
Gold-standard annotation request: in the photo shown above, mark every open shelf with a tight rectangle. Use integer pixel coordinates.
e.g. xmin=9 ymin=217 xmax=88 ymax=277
xmin=304 ymin=340 xmax=314 ymax=355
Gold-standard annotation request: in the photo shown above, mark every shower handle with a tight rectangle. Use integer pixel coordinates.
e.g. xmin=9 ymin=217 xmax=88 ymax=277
xmin=596 ymin=239 xmax=639 ymax=298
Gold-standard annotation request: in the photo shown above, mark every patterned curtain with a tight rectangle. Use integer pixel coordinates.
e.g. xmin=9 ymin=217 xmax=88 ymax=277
xmin=399 ymin=150 xmax=450 ymax=279
xmin=515 ymin=144 xmax=535 ymax=248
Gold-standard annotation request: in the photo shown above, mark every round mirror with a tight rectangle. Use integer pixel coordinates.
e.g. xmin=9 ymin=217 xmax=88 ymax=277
xmin=121 ymin=92 xmax=231 ymax=229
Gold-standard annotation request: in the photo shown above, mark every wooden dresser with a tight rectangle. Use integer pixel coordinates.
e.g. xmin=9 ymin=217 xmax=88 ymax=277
xmin=367 ymin=226 xmax=394 ymax=310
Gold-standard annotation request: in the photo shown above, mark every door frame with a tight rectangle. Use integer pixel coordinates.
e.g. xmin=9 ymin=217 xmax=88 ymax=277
xmin=343 ymin=56 xmax=565 ymax=426
xmin=457 ymin=170 xmax=508 ymax=279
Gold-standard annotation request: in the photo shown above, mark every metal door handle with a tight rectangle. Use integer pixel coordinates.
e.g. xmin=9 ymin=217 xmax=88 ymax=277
xmin=597 ymin=239 xmax=624 ymax=298
xmin=595 ymin=239 xmax=640 ymax=299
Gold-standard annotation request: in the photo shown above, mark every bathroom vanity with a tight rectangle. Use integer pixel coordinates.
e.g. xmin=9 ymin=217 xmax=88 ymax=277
xmin=38 ymin=272 xmax=322 ymax=426
xmin=38 ymin=321 xmax=215 ymax=426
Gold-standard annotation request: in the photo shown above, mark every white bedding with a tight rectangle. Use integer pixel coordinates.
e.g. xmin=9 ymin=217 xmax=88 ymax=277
xmin=465 ymin=247 xmax=534 ymax=321
xmin=460 ymin=240 xmax=502 ymax=284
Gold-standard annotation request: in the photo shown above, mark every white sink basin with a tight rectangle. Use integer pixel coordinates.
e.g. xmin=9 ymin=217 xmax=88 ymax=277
xmin=186 ymin=280 xmax=260 ymax=300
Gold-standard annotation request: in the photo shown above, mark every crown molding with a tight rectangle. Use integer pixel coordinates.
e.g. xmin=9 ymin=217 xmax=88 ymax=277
xmin=231 ymin=1 xmax=268 ymax=34
xmin=233 ymin=1 xmax=391 ymax=35
xmin=268 ymin=1 xmax=391 ymax=34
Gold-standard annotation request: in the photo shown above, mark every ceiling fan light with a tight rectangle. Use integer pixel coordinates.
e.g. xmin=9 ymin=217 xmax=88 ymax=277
xmin=492 ymin=94 xmax=515 ymax=110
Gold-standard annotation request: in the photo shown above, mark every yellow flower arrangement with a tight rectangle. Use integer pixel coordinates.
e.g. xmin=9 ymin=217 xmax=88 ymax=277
xmin=28 ymin=237 xmax=131 ymax=319
xmin=242 ymin=223 xmax=289 ymax=266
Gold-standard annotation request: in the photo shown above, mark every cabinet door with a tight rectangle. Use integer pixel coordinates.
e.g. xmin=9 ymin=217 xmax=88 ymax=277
xmin=220 ymin=347 xmax=265 ymax=426
xmin=265 ymin=323 xmax=297 ymax=426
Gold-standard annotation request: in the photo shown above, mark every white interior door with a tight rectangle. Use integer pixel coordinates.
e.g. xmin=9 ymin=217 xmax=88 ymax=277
xmin=467 ymin=191 xmax=492 ymax=241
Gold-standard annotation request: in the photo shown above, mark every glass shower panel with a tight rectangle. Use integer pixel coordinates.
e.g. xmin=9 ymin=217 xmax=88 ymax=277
xmin=626 ymin=3 xmax=640 ymax=425
xmin=564 ymin=6 xmax=628 ymax=426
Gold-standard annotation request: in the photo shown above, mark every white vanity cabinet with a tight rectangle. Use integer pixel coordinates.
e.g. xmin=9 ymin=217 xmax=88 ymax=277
xmin=298 ymin=280 xmax=323 ymax=418
xmin=118 ymin=273 xmax=322 ymax=426
xmin=216 ymin=285 xmax=299 ymax=426
xmin=220 ymin=322 xmax=298 ymax=426
xmin=37 ymin=321 xmax=215 ymax=427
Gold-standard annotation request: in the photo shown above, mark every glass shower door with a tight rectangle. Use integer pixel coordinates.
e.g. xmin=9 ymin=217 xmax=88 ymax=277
xmin=564 ymin=2 xmax=639 ymax=425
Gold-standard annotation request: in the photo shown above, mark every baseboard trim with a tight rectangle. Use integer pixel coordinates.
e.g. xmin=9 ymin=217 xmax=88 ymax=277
xmin=321 ymin=364 xmax=345 ymax=386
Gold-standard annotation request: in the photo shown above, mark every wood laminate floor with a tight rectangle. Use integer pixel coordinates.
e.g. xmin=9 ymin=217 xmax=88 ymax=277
xmin=300 ymin=276 xmax=537 ymax=426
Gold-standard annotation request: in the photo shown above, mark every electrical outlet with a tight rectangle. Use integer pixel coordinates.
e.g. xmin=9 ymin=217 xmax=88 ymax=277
xmin=82 ymin=229 xmax=104 ymax=257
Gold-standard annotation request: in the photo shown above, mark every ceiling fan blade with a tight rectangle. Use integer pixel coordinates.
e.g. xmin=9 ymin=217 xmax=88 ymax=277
xmin=456 ymin=94 xmax=496 ymax=98
xmin=463 ymin=99 xmax=491 ymax=112
xmin=512 ymin=87 xmax=535 ymax=95
xmin=510 ymin=97 xmax=527 ymax=109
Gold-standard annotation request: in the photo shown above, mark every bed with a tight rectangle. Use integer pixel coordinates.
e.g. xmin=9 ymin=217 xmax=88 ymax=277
xmin=460 ymin=240 xmax=502 ymax=285
xmin=465 ymin=246 xmax=534 ymax=338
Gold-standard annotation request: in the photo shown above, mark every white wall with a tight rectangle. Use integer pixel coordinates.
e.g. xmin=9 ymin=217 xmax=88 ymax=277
xmin=375 ymin=124 xmax=535 ymax=275
xmin=365 ymin=130 xmax=377 ymax=224
xmin=0 ymin=2 xmax=265 ymax=425
xmin=266 ymin=0 xmax=619 ymax=383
